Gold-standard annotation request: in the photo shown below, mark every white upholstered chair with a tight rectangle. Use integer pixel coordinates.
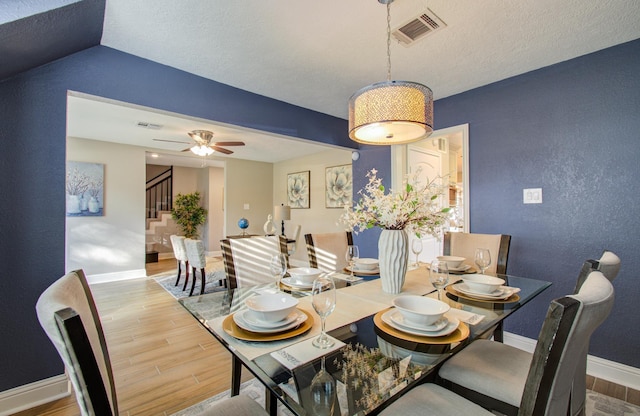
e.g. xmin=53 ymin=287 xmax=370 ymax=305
xmin=170 ymin=235 xmax=190 ymax=290
xmin=287 ymin=224 xmax=302 ymax=256
xmin=433 ymin=252 xmax=619 ymax=416
xmin=220 ymin=235 xmax=289 ymax=289
xmin=443 ymin=232 xmax=511 ymax=275
xmin=304 ymin=232 xmax=353 ymax=272
xmin=35 ymin=269 xmax=267 ymax=416
xmin=184 ymin=238 xmax=226 ymax=296
xmin=381 ymin=269 xmax=615 ymax=416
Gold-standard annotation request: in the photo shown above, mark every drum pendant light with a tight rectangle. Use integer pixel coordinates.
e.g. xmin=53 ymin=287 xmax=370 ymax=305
xmin=348 ymin=0 xmax=433 ymax=145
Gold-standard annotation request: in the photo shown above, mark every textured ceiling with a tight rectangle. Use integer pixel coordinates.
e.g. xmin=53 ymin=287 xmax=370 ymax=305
xmin=102 ymin=0 xmax=640 ymax=119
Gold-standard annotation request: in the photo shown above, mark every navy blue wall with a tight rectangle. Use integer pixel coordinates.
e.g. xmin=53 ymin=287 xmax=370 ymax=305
xmin=435 ymin=38 xmax=640 ymax=367
xmin=0 ymin=45 xmax=354 ymax=391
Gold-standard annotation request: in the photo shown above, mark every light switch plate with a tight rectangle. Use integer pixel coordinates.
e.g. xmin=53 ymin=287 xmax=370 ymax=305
xmin=523 ymin=188 xmax=542 ymax=204
xmin=243 ymin=203 xmax=250 ymax=210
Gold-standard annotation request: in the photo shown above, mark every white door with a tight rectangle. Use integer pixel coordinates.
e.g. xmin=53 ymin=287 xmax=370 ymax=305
xmin=407 ymin=146 xmax=444 ymax=265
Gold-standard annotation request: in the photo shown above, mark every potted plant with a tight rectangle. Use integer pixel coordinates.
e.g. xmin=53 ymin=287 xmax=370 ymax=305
xmin=171 ymin=192 xmax=208 ymax=239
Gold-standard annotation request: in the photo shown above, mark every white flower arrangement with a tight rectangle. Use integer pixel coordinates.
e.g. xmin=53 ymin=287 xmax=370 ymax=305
xmin=339 ymin=168 xmax=450 ymax=238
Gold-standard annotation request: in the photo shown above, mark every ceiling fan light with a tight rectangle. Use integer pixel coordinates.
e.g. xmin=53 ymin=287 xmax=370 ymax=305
xmin=190 ymin=145 xmax=214 ymax=156
xmin=349 ymin=80 xmax=433 ymax=144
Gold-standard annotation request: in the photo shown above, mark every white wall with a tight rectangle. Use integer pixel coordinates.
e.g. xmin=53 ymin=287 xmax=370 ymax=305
xmin=66 ymin=138 xmax=146 ymax=277
xmin=273 ymin=148 xmax=352 ymax=263
xmin=207 ymin=167 xmax=224 ymax=253
xmin=224 ymin=158 xmax=273 ymax=238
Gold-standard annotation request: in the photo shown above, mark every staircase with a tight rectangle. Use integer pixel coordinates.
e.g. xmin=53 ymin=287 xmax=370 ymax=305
xmin=146 ymin=211 xmax=179 ymax=260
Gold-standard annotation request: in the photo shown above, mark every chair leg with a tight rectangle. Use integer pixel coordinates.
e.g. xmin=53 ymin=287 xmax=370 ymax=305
xmin=190 ymin=267 xmax=197 ymax=296
xmin=182 ymin=261 xmax=190 ymax=291
xmin=174 ymin=260 xmax=182 ymax=286
xmin=200 ymin=267 xmax=206 ymax=295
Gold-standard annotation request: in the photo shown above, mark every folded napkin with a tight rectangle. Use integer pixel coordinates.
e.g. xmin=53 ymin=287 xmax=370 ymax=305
xmin=447 ymin=308 xmax=484 ymax=325
xmin=271 ymin=336 xmax=345 ymax=370
xmin=327 ymin=272 xmax=363 ymax=283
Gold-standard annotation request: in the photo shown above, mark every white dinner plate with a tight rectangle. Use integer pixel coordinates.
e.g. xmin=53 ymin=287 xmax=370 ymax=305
xmin=453 ymin=283 xmax=520 ymax=300
xmin=388 ymin=309 xmax=448 ymax=332
xmin=381 ymin=310 xmax=460 ymax=337
xmin=233 ymin=309 xmax=307 ymax=333
xmin=345 ymin=265 xmax=380 ymax=275
xmin=448 ymin=264 xmax=472 ymax=272
xmin=281 ymin=277 xmax=313 ymax=289
xmin=241 ymin=309 xmax=299 ymax=328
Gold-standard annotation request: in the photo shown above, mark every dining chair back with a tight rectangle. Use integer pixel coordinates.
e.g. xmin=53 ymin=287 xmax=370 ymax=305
xmin=382 ymin=270 xmax=615 ymax=416
xmin=221 ymin=235 xmax=289 ymax=289
xmin=36 ymin=269 xmax=268 ymax=416
xmin=305 ymin=231 xmax=354 ymax=272
xmin=184 ymin=238 xmax=226 ymax=296
xmin=287 ymin=224 xmax=302 ymax=255
xmin=36 ymin=269 xmax=117 ymax=415
xmin=170 ymin=235 xmax=190 ymax=290
xmin=443 ymin=232 xmax=511 ymax=275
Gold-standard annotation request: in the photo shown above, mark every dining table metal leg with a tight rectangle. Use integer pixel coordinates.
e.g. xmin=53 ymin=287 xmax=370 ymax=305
xmin=265 ymin=388 xmax=277 ymax=416
xmin=231 ymin=356 xmax=242 ymax=396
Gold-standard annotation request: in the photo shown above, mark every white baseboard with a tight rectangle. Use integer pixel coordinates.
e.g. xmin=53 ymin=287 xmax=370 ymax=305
xmin=503 ymin=332 xmax=640 ymax=390
xmin=0 ymin=375 xmax=69 ymax=416
xmin=87 ymin=268 xmax=147 ymax=284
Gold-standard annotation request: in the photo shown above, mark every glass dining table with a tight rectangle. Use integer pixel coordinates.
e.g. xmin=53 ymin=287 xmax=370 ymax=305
xmin=179 ymin=267 xmax=551 ymax=416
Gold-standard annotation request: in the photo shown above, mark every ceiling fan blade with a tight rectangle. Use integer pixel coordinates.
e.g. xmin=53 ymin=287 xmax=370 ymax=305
xmin=153 ymin=138 xmax=191 ymax=144
xmin=211 ymin=146 xmax=233 ymax=155
xmin=181 ymin=147 xmax=192 ymax=152
xmin=213 ymin=141 xmax=245 ymax=146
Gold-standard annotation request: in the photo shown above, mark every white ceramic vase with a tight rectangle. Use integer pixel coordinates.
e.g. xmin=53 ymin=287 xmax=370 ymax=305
xmin=66 ymin=194 xmax=81 ymax=214
xmin=88 ymin=197 xmax=100 ymax=213
xmin=378 ymin=229 xmax=409 ymax=294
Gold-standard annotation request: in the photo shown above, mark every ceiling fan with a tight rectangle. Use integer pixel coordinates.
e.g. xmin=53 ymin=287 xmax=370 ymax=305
xmin=153 ymin=130 xmax=245 ymax=156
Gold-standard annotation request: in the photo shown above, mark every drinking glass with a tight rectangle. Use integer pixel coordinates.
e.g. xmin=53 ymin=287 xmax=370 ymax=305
xmin=429 ymin=260 xmax=450 ymax=300
xmin=310 ymin=356 xmax=336 ymax=416
xmin=345 ymin=245 xmax=360 ymax=279
xmin=269 ymin=253 xmax=287 ymax=291
xmin=411 ymin=239 xmax=423 ymax=268
xmin=311 ymin=275 xmax=336 ymax=348
xmin=474 ymin=248 xmax=492 ymax=274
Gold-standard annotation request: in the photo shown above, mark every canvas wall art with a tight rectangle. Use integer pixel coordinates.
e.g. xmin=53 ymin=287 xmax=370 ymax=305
xmin=66 ymin=161 xmax=104 ymax=216
xmin=287 ymin=170 xmax=310 ymax=209
xmin=325 ymin=164 xmax=352 ymax=208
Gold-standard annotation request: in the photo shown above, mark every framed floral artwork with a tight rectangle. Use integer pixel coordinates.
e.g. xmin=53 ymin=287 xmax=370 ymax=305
xmin=287 ymin=170 xmax=310 ymax=209
xmin=325 ymin=164 xmax=352 ymax=208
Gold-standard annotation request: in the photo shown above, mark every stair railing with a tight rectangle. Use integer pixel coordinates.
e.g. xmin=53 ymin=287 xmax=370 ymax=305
xmin=146 ymin=166 xmax=173 ymax=219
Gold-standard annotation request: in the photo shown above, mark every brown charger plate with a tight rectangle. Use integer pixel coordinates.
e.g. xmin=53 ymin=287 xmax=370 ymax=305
xmin=373 ymin=308 xmax=469 ymax=345
xmin=445 ymin=285 xmax=520 ymax=304
xmin=222 ymin=309 xmax=313 ymax=342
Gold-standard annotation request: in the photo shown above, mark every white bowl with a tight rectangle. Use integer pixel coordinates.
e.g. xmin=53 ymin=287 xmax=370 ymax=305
xmin=392 ymin=295 xmax=450 ymax=327
xmin=462 ymin=274 xmax=505 ymax=294
xmin=288 ymin=267 xmax=323 ymax=284
xmin=437 ymin=255 xmax=466 ymax=269
xmin=355 ymin=258 xmax=379 ymax=270
xmin=245 ymin=294 xmax=299 ymax=323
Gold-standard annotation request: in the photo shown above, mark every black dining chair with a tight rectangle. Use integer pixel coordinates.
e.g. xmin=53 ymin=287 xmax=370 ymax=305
xmin=380 ymin=268 xmax=615 ymax=416
xmin=433 ymin=251 xmax=619 ymax=416
xmin=36 ymin=269 xmax=268 ymax=416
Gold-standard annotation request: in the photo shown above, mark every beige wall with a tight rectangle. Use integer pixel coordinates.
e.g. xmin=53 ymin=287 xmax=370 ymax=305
xmin=224 ymin=158 xmax=273 ymax=238
xmin=66 ymin=137 xmax=146 ymax=278
xmin=273 ymin=148 xmax=352 ymax=263
xmin=207 ymin=167 xmax=224 ymax=252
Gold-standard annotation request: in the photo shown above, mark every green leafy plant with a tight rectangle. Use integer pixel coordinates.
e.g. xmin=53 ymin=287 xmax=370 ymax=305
xmin=171 ymin=192 xmax=207 ymax=239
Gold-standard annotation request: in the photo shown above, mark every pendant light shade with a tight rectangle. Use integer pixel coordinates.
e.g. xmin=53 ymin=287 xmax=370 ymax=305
xmin=348 ymin=0 xmax=434 ymax=145
xmin=349 ymin=80 xmax=433 ymax=144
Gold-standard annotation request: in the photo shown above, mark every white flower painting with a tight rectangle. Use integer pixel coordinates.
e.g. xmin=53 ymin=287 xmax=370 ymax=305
xmin=287 ymin=171 xmax=310 ymax=209
xmin=325 ymin=164 xmax=352 ymax=208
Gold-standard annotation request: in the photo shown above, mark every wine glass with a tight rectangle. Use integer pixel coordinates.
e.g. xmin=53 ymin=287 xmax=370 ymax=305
xmin=311 ymin=275 xmax=336 ymax=349
xmin=411 ymin=239 xmax=423 ymax=268
xmin=310 ymin=356 xmax=336 ymax=416
xmin=269 ymin=253 xmax=287 ymax=291
xmin=429 ymin=260 xmax=450 ymax=300
xmin=345 ymin=245 xmax=360 ymax=279
xmin=474 ymin=248 xmax=492 ymax=274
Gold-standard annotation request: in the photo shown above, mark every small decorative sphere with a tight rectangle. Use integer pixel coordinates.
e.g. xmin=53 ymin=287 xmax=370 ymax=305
xmin=238 ymin=218 xmax=249 ymax=230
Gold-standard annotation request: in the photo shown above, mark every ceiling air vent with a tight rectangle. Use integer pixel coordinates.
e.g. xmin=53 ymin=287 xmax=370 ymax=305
xmin=392 ymin=9 xmax=446 ymax=47
xmin=136 ymin=121 xmax=163 ymax=130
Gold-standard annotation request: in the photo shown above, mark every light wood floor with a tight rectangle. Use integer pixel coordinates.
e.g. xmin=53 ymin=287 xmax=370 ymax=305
xmin=15 ymin=258 xmax=640 ymax=415
xmin=16 ymin=259 xmax=252 ymax=416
